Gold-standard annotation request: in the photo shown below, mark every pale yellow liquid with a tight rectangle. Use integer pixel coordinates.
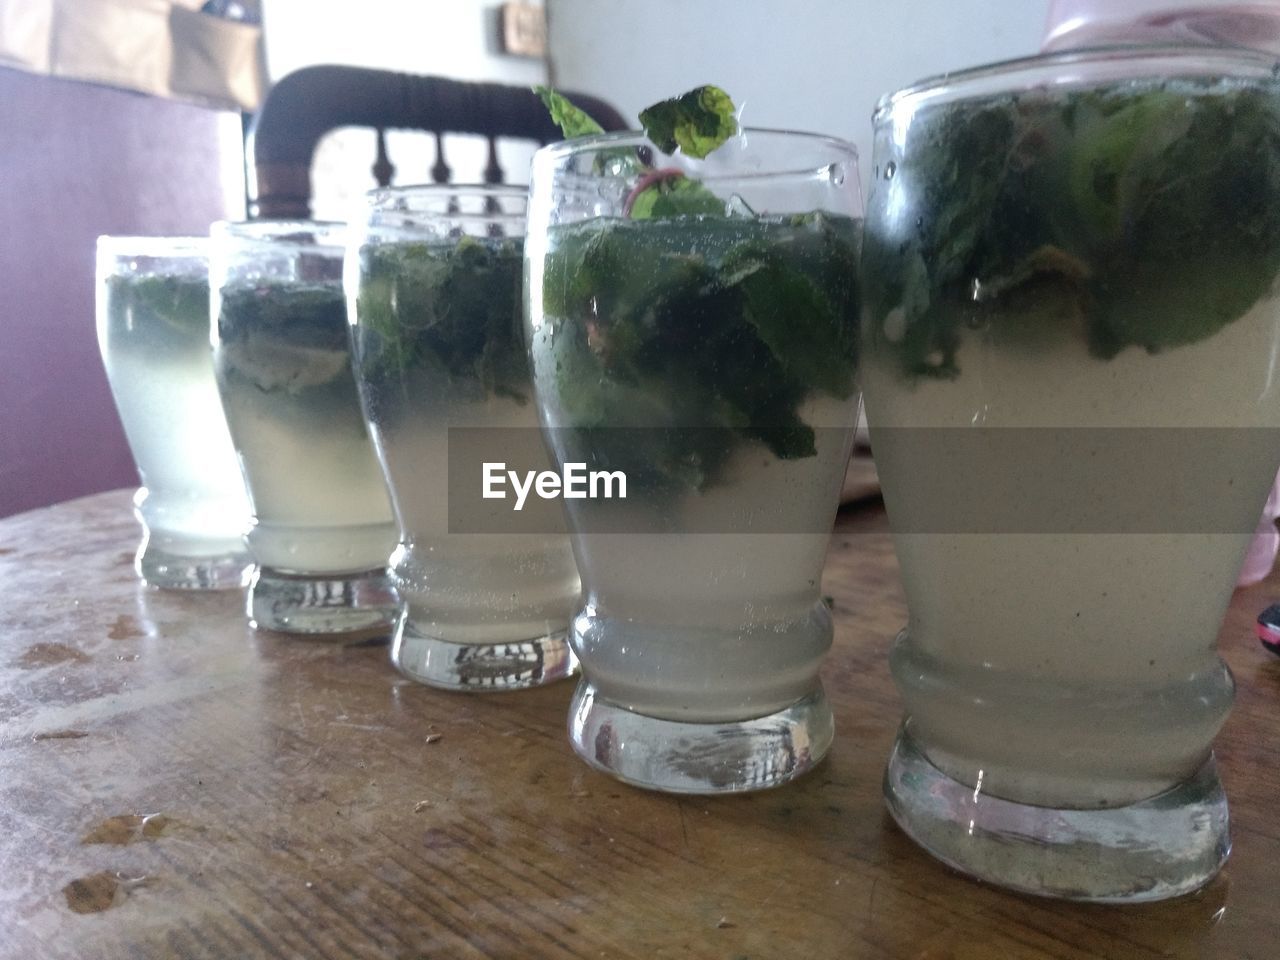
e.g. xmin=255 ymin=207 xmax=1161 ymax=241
xmin=215 ymin=337 xmax=396 ymax=574
xmin=99 ymin=278 xmax=249 ymax=556
xmin=565 ymin=396 xmax=856 ymax=722
xmin=367 ymin=385 xmax=579 ymax=645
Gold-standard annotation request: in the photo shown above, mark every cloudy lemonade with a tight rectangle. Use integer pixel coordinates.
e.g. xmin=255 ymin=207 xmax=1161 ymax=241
xmin=351 ymin=187 xmax=578 ymax=688
xmin=863 ymin=51 xmax=1280 ymax=898
xmin=215 ymin=279 xmax=395 ymax=572
xmin=97 ymin=239 xmax=250 ymax=587
xmin=211 ymin=222 xmax=398 ymax=633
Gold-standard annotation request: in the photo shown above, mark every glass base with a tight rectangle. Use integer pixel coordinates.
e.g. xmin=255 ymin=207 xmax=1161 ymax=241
xmin=391 ymin=618 xmax=577 ymax=691
xmin=248 ymin=566 xmax=401 ymax=635
xmin=883 ymin=726 xmax=1230 ymax=903
xmin=568 ymin=681 xmax=833 ymax=795
xmin=136 ymin=538 xmax=253 ymax=591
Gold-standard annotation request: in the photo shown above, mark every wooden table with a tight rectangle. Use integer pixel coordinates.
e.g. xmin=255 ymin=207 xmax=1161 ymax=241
xmin=2 ymin=490 xmax=1278 ymax=960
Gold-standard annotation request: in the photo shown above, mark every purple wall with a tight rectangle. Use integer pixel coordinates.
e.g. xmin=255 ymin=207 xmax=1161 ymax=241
xmin=0 ymin=66 xmax=243 ymax=518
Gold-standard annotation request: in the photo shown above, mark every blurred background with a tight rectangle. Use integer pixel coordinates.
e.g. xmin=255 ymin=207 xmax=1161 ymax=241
xmin=0 ymin=0 xmax=1050 ymax=517
xmin=268 ymin=0 xmax=1049 ymax=218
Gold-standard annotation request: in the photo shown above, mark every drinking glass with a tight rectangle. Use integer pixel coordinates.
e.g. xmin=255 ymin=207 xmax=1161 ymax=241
xmin=210 ymin=221 xmax=399 ymax=634
xmin=348 ymin=185 xmax=580 ymax=689
xmin=862 ymin=45 xmax=1280 ymax=900
xmin=96 ymin=237 xmax=252 ymax=589
xmin=526 ymin=129 xmax=863 ymax=792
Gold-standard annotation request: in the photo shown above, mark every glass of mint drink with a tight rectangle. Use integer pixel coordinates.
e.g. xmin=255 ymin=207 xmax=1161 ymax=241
xmin=526 ymin=108 xmax=863 ymax=792
xmin=211 ymin=222 xmax=400 ymax=634
xmin=863 ymin=46 xmax=1280 ymax=900
xmin=96 ymin=237 xmax=253 ymax=589
xmin=349 ymin=185 xmax=580 ymax=690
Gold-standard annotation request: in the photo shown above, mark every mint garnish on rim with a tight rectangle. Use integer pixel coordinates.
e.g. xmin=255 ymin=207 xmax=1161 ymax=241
xmin=533 ymin=84 xmax=739 ymax=220
xmin=637 ymin=85 xmax=738 ymax=159
xmin=533 ymin=86 xmax=605 ymax=139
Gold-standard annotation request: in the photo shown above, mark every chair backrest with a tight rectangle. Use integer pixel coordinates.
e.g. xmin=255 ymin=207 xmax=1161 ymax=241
xmin=247 ymin=65 xmax=630 ymax=219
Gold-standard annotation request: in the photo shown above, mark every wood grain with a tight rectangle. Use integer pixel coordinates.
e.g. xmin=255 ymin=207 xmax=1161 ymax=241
xmin=1 ymin=490 xmax=1277 ymax=959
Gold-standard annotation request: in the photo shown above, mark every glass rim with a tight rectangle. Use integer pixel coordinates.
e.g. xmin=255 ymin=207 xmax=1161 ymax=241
xmin=211 ymin=219 xmax=346 ymax=250
xmin=95 ymin=235 xmax=209 ymax=257
xmin=532 ymin=126 xmax=859 ymax=180
xmin=363 ymin=182 xmax=527 ymax=231
xmin=875 ymin=43 xmax=1280 ymax=122
xmin=366 ymin=182 xmax=527 ymax=204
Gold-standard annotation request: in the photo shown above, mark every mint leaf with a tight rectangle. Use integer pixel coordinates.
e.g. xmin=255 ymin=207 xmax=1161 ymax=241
xmin=639 ymin=85 xmax=738 ymax=158
xmin=540 ymin=214 xmax=861 ymax=485
xmin=627 ymin=173 xmax=726 ymax=220
xmin=864 ymin=80 xmax=1280 ymax=379
xmin=533 ymin=85 xmax=605 ymax=139
xmin=1065 ymin=90 xmax=1189 ymax=245
xmin=533 ymin=84 xmax=741 ymax=215
xmin=217 ymin=283 xmax=352 ymax=393
xmin=218 ymin=284 xmax=349 ymax=351
xmin=1084 ymin=86 xmax=1280 ymax=354
xmin=354 ymin=235 xmax=528 ymax=403
xmin=109 ymin=274 xmax=210 ymax=337
xmin=721 ymin=216 xmax=859 ymax=399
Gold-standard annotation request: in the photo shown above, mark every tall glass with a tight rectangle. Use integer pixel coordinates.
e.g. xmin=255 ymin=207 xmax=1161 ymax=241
xmin=210 ymin=222 xmax=399 ymax=634
xmin=96 ymin=237 xmax=252 ymax=589
xmin=348 ymin=185 xmax=580 ymax=689
xmin=526 ymin=130 xmax=863 ymax=792
xmin=862 ymin=46 xmax=1280 ymax=900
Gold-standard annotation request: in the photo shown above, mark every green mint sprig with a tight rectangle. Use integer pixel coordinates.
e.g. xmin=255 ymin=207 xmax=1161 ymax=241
xmin=355 ymin=235 xmax=528 ymax=402
xmin=533 ymin=84 xmax=739 ymax=220
xmin=638 ymin=86 xmax=738 ymax=159
xmin=533 ymin=86 xmax=605 ymax=139
xmin=863 ymin=82 xmax=1280 ymax=378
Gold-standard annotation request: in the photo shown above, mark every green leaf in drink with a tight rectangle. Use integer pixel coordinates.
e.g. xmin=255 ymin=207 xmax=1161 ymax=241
xmin=356 ymin=235 xmax=528 ymax=403
xmin=533 ymin=86 xmax=860 ymax=489
xmin=864 ymin=79 xmax=1280 ymax=378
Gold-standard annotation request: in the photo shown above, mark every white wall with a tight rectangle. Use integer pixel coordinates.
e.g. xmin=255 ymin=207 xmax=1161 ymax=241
xmin=263 ymin=0 xmax=546 ymax=83
xmin=546 ymin=0 xmax=1051 ymax=190
xmin=261 ymin=0 xmax=550 ymax=219
xmin=257 ymin=0 xmax=1052 ymax=217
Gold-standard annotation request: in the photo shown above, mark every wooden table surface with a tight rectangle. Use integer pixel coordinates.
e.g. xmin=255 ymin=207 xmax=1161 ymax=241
xmin=2 ymin=490 xmax=1279 ymax=960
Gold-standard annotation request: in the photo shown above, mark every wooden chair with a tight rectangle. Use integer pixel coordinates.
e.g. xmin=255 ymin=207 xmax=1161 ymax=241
xmin=246 ymin=65 xmax=629 ymax=219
